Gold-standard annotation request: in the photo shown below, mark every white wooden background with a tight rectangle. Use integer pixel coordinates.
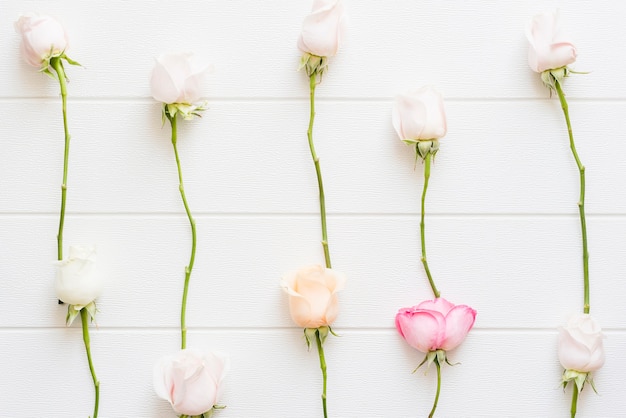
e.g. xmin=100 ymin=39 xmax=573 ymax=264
xmin=1 ymin=1 xmax=625 ymax=417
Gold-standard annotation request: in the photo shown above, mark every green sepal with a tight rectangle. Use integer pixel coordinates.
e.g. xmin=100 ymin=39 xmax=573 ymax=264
xmin=415 ymin=139 xmax=440 ymax=161
xmin=65 ymin=301 xmax=98 ymax=326
xmin=317 ymin=326 xmax=330 ymax=345
xmin=298 ymin=52 xmax=328 ymax=82
xmin=540 ymin=66 xmax=571 ymax=91
xmin=304 ymin=327 xmax=317 ymax=351
xmin=304 ymin=326 xmax=337 ymax=351
xmin=561 ymin=369 xmax=599 ymax=394
xmin=412 ymin=349 xmax=453 ymax=374
xmin=178 ymin=403 xmax=226 ymax=418
xmin=65 ymin=304 xmax=81 ymax=326
xmin=63 ymin=54 xmax=81 ymax=67
xmin=41 ymin=51 xmax=81 ymax=82
xmin=40 ymin=67 xmax=57 ymax=80
xmin=328 ymin=325 xmax=339 ymax=338
xmin=164 ymin=102 xmax=208 ymax=121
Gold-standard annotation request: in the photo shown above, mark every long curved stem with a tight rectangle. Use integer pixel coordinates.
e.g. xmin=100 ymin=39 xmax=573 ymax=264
xmin=554 ymin=80 xmax=589 ymax=314
xmin=80 ymin=308 xmax=99 ymax=418
xmin=428 ymin=357 xmax=442 ymax=418
xmin=51 ymin=58 xmax=70 ymax=263
xmin=315 ymin=330 xmax=328 ymax=418
xmin=307 ymin=74 xmax=331 ymax=269
xmin=420 ymin=153 xmax=440 ymax=298
xmin=168 ymin=114 xmax=197 ymax=350
xmin=570 ymin=385 xmax=579 ymax=418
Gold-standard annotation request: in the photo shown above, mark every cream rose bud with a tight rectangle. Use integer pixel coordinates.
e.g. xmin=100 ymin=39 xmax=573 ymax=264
xmin=154 ymin=348 xmax=229 ymax=416
xmin=281 ymin=265 xmax=346 ymax=329
xmin=392 ymin=86 xmax=447 ymax=145
xmin=297 ymin=0 xmax=346 ymax=57
xmin=526 ymin=11 xmax=577 ymax=73
xmin=54 ymin=245 xmax=103 ymax=306
xmin=150 ymin=52 xmax=211 ymax=105
xmin=558 ymin=313 xmax=605 ymax=373
xmin=15 ymin=13 xmax=69 ymax=67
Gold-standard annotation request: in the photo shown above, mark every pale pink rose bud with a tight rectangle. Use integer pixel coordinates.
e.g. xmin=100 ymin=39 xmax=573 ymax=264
xmin=526 ymin=10 xmax=577 ymax=73
xmin=15 ymin=13 xmax=69 ymax=67
xmin=54 ymin=245 xmax=103 ymax=306
xmin=392 ymin=86 xmax=447 ymax=145
xmin=558 ymin=313 xmax=605 ymax=373
xmin=297 ymin=0 xmax=346 ymax=58
xmin=154 ymin=348 xmax=229 ymax=416
xmin=281 ymin=264 xmax=346 ymax=329
xmin=150 ymin=52 xmax=211 ymax=105
xmin=395 ymin=298 xmax=476 ymax=353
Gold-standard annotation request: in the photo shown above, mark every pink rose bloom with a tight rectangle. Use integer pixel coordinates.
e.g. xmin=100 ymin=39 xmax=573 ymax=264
xmin=526 ymin=10 xmax=577 ymax=73
xmin=150 ymin=52 xmax=211 ymax=105
xmin=395 ymin=298 xmax=476 ymax=352
xmin=558 ymin=313 xmax=605 ymax=373
xmin=281 ymin=264 xmax=346 ymax=329
xmin=154 ymin=348 xmax=229 ymax=416
xmin=297 ymin=0 xmax=346 ymax=57
xmin=392 ymin=86 xmax=447 ymax=144
xmin=14 ymin=13 xmax=69 ymax=67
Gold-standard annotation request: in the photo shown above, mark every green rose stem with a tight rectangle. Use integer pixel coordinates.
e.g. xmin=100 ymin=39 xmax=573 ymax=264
xmin=554 ymin=79 xmax=590 ymax=315
xmin=419 ymin=150 xmax=442 ymax=417
xmin=80 ymin=308 xmax=100 ymax=418
xmin=306 ymin=71 xmax=332 ymax=418
xmin=315 ymin=331 xmax=328 ymax=418
xmin=166 ymin=112 xmax=197 ymax=350
xmin=50 ymin=57 xmax=70 ymax=304
xmin=553 ymin=74 xmax=589 ymax=418
xmin=570 ymin=386 xmax=579 ymax=418
xmin=307 ymin=73 xmax=332 ymax=269
xmin=420 ymin=152 xmax=441 ymax=298
xmin=428 ymin=359 xmax=442 ymax=418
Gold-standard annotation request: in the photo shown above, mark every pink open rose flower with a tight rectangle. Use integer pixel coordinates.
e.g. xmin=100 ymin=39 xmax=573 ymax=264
xmin=526 ymin=10 xmax=577 ymax=73
xmin=395 ymin=298 xmax=476 ymax=353
xmin=150 ymin=52 xmax=210 ymax=105
xmin=281 ymin=264 xmax=346 ymax=329
xmin=297 ymin=0 xmax=346 ymax=58
xmin=154 ymin=348 xmax=229 ymax=416
xmin=558 ymin=313 xmax=605 ymax=373
xmin=392 ymin=86 xmax=447 ymax=145
xmin=150 ymin=52 xmax=211 ymax=120
xmin=14 ymin=13 xmax=69 ymax=68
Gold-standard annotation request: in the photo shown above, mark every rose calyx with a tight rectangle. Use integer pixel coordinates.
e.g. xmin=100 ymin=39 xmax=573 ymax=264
xmin=299 ymin=52 xmax=329 ymax=81
xmin=65 ymin=300 xmax=97 ymax=327
xmin=561 ymin=369 xmax=598 ymax=394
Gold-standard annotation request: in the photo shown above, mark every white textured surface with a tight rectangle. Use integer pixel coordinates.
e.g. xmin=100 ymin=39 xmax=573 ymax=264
xmin=1 ymin=1 xmax=625 ymax=417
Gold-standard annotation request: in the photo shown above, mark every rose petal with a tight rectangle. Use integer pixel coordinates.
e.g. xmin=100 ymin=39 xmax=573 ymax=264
xmin=441 ymin=305 xmax=476 ymax=351
xmin=416 ymin=297 xmax=455 ymax=316
xmin=297 ymin=0 xmax=346 ymax=57
xmin=395 ymin=308 xmax=446 ymax=352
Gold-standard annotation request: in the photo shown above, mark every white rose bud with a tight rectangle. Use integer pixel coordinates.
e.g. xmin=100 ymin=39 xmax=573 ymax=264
xmin=392 ymin=86 xmax=447 ymax=159
xmin=526 ymin=10 xmax=577 ymax=73
xmin=558 ymin=313 xmax=605 ymax=373
xmin=297 ymin=0 xmax=346 ymax=58
xmin=14 ymin=13 xmax=69 ymax=68
xmin=154 ymin=348 xmax=229 ymax=416
xmin=297 ymin=0 xmax=346 ymax=78
xmin=150 ymin=52 xmax=211 ymax=120
xmin=54 ymin=245 xmax=103 ymax=307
